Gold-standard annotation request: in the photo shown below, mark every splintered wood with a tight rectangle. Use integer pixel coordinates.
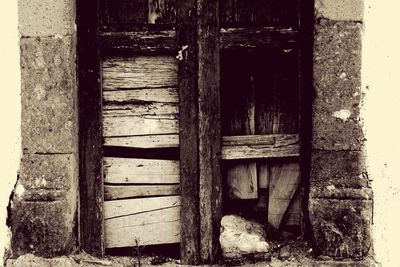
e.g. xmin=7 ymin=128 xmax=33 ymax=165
xmin=221 ymin=134 xmax=300 ymax=160
xmin=102 ymin=56 xmax=179 ymax=146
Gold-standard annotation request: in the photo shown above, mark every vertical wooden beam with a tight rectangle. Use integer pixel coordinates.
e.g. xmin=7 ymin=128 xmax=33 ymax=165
xmin=178 ymin=0 xmax=221 ymax=263
xmin=177 ymin=0 xmax=200 ymax=264
xmin=198 ymin=0 xmax=222 ymax=263
xmin=77 ymin=0 xmax=104 ymax=257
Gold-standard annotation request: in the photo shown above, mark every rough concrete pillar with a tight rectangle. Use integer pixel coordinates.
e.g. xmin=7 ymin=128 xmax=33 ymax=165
xmin=8 ymin=0 xmax=78 ymax=257
xmin=309 ymin=0 xmax=373 ymax=259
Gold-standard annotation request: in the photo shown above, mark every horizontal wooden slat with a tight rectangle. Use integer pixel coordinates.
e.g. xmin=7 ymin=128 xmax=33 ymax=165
xmin=104 ymin=196 xmax=180 ymax=247
xmin=102 ymin=56 xmax=178 ymax=90
xmin=104 ymin=134 xmax=179 ymax=148
xmin=103 ymin=101 xmax=178 ymax=116
xmin=223 ymin=134 xmax=298 ymax=146
xmin=104 ymin=157 xmax=179 ymax=184
xmin=100 ymin=30 xmax=176 ymax=54
xmin=221 ymin=134 xmax=299 ymax=160
xmin=221 ymin=27 xmax=298 ymax=49
xmin=103 ymin=88 xmax=178 ymax=103
xmin=104 ymin=184 xmax=180 ymax=200
xmin=100 ymin=28 xmax=298 ymax=54
xmin=103 ymin=115 xmax=178 ymax=137
xmin=103 ymin=101 xmax=178 ymax=137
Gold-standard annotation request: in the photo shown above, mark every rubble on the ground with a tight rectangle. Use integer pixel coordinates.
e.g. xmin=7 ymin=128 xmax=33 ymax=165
xmin=219 ymin=214 xmax=270 ymax=258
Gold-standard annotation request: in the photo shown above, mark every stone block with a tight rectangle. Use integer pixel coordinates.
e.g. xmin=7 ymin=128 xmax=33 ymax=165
xmin=309 ymin=187 xmax=372 ymax=200
xmin=312 ymin=110 xmax=364 ymax=151
xmin=9 ymin=194 xmax=76 ymax=257
xmin=310 ymin=150 xmax=370 ymax=188
xmin=18 ymin=0 xmax=75 ymax=36
xmin=20 ymin=36 xmax=77 ymax=154
xmin=19 ymin=154 xmax=77 ymax=190
xmin=313 ymin=21 xmax=363 ymax=150
xmin=313 ymin=21 xmax=362 ymax=115
xmin=309 ymin=198 xmax=372 ymax=259
xmin=315 ymin=0 xmax=363 ymax=21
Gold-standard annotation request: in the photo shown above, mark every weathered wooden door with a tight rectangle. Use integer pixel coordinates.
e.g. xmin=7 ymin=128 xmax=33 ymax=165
xmin=100 ymin=2 xmax=181 ymax=249
xmin=78 ymin=0 xmax=310 ymax=263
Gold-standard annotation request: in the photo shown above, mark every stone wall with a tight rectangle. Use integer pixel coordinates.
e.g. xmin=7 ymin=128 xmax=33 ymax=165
xmin=309 ymin=0 xmax=373 ymax=259
xmin=8 ymin=0 xmax=78 ymax=257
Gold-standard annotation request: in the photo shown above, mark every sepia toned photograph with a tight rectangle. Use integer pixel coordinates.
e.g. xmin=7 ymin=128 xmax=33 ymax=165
xmin=0 ymin=0 xmax=399 ymax=266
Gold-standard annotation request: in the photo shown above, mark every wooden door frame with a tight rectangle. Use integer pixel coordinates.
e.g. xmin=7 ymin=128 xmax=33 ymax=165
xmin=77 ymin=0 xmax=105 ymax=257
xmin=177 ymin=1 xmax=222 ymax=264
xmin=76 ymin=0 xmax=314 ymax=263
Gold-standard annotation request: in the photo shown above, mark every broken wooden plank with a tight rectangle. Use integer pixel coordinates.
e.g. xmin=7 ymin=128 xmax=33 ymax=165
xmin=221 ymin=134 xmax=299 ymax=159
xmin=100 ymin=28 xmax=297 ymax=55
xmin=104 ymin=134 xmax=179 ymax=148
xmin=221 ymin=142 xmax=299 ymax=160
xmin=223 ymin=134 xmax=299 ymax=146
xmin=102 ymin=56 xmax=178 ymax=90
xmin=103 ymin=115 xmax=178 ymax=137
xmin=267 ymin=160 xmax=300 ymax=229
xmin=224 ymin=161 xmax=257 ymax=199
xmin=104 ymin=196 xmax=180 ymax=247
xmin=100 ymin=30 xmax=176 ymax=54
xmin=221 ymin=27 xmax=298 ymax=50
xmin=103 ymin=101 xmax=178 ymax=116
xmin=103 ymin=88 xmax=178 ymax=103
xmin=104 ymin=157 xmax=179 ymax=184
xmin=102 ymin=101 xmax=178 ymax=137
xmin=104 ymin=184 xmax=180 ymax=200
